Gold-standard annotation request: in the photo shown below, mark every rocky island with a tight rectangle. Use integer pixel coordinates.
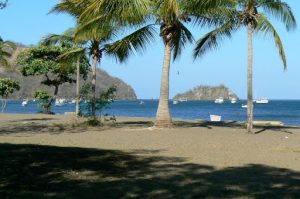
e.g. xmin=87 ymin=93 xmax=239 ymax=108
xmin=174 ymin=85 xmax=239 ymax=100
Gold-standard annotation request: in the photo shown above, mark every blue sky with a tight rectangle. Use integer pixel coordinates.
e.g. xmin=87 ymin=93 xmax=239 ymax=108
xmin=0 ymin=0 xmax=299 ymax=99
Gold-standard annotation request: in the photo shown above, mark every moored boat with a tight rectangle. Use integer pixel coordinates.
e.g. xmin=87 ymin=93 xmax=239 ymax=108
xmin=255 ymin=98 xmax=269 ymax=104
xmin=21 ymin=99 xmax=28 ymax=107
xmin=178 ymin=98 xmax=188 ymax=102
xmin=214 ymin=97 xmax=224 ymax=104
xmin=230 ymin=98 xmax=237 ymax=104
xmin=55 ymin=98 xmax=67 ymax=106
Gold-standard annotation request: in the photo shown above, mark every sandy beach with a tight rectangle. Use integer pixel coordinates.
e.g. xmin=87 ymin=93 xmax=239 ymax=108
xmin=1 ymin=114 xmax=300 ymax=198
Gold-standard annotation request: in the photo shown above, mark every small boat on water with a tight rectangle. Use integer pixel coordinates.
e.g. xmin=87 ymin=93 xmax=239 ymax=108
xmin=55 ymin=98 xmax=67 ymax=106
xmin=21 ymin=99 xmax=28 ymax=107
xmin=241 ymin=104 xmax=248 ymax=108
xmin=178 ymin=98 xmax=188 ymax=102
xmin=139 ymin=100 xmax=144 ymax=105
xmin=173 ymin=100 xmax=178 ymax=105
xmin=230 ymin=98 xmax=237 ymax=104
xmin=255 ymin=98 xmax=269 ymax=104
xmin=69 ymin=99 xmax=76 ymax=104
xmin=214 ymin=97 xmax=224 ymax=104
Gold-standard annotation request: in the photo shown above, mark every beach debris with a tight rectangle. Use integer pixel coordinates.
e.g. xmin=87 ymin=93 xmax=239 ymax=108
xmin=210 ymin=115 xmax=222 ymax=122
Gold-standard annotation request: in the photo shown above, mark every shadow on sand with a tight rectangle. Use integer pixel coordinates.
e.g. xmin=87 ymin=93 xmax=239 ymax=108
xmin=0 ymin=144 xmax=299 ymax=199
xmin=1 ymin=119 xmax=298 ymax=136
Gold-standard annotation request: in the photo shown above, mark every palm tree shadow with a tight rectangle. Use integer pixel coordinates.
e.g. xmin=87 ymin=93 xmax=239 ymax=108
xmin=174 ymin=120 xmax=244 ymax=130
xmin=255 ymin=126 xmax=296 ymax=134
xmin=1 ymin=143 xmax=299 ymax=199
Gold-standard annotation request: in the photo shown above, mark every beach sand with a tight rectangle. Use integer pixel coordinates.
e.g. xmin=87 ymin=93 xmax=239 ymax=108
xmin=0 ymin=114 xmax=300 ymax=198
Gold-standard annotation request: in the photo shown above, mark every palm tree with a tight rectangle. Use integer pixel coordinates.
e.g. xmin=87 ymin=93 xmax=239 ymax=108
xmin=51 ymin=0 xmax=155 ymax=121
xmin=41 ymin=28 xmax=87 ymax=116
xmin=79 ymin=0 xmax=193 ymax=127
xmin=79 ymin=0 xmax=232 ymax=127
xmin=194 ymin=0 xmax=296 ymax=133
xmin=0 ymin=37 xmax=16 ymax=68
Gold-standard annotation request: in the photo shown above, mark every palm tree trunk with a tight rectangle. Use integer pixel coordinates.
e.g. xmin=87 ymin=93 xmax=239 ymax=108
xmin=155 ymin=41 xmax=172 ymax=127
xmin=91 ymin=55 xmax=98 ymax=121
xmin=247 ymin=24 xmax=254 ymax=133
xmin=76 ymin=58 xmax=80 ymax=116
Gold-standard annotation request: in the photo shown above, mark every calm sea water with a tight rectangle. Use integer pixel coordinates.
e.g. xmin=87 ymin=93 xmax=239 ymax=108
xmin=2 ymin=100 xmax=300 ymax=126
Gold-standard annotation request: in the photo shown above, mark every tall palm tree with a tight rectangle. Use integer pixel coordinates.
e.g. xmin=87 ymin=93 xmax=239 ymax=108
xmin=79 ymin=0 xmax=232 ymax=127
xmin=78 ymin=0 xmax=193 ymax=127
xmin=194 ymin=0 xmax=296 ymax=133
xmin=0 ymin=37 xmax=16 ymax=68
xmin=51 ymin=0 xmax=154 ymax=121
xmin=41 ymin=28 xmax=87 ymax=116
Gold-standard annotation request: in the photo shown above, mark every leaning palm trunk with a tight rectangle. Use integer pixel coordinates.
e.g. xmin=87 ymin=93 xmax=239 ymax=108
xmin=247 ymin=24 xmax=254 ymax=133
xmin=76 ymin=58 xmax=80 ymax=116
xmin=155 ymin=42 xmax=172 ymax=127
xmin=91 ymin=55 xmax=98 ymax=121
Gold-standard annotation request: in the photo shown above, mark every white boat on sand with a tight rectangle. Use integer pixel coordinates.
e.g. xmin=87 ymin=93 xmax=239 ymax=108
xmin=210 ymin=115 xmax=222 ymax=122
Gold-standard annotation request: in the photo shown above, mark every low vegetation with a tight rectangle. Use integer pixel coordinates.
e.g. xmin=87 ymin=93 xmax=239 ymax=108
xmin=0 ymin=78 xmax=19 ymax=112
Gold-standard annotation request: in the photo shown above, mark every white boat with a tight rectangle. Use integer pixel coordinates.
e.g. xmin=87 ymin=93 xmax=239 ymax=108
xmin=55 ymin=98 xmax=67 ymax=106
xmin=173 ymin=100 xmax=178 ymax=105
xmin=69 ymin=99 xmax=76 ymax=104
xmin=241 ymin=104 xmax=248 ymax=108
xmin=255 ymin=98 xmax=269 ymax=104
xmin=178 ymin=98 xmax=188 ymax=102
xmin=21 ymin=99 xmax=28 ymax=107
xmin=139 ymin=100 xmax=144 ymax=105
xmin=230 ymin=98 xmax=237 ymax=104
xmin=214 ymin=97 xmax=224 ymax=104
xmin=210 ymin=115 xmax=222 ymax=122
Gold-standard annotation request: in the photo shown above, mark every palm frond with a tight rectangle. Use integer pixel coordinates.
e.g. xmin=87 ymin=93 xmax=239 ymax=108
xmin=41 ymin=33 xmax=74 ymax=46
xmin=59 ymin=48 xmax=86 ymax=63
xmin=75 ymin=18 xmax=118 ymax=44
xmin=186 ymin=0 xmax=238 ymax=28
xmin=172 ymin=21 xmax=194 ymax=60
xmin=79 ymin=0 xmax=151 ymax=25
xmin=50 ymin=0 xmax=89 ymax=18
xmin=104 ymin=25 xmax=156 ymax=63
xmin=194 ymin=19 xmax=237 ymax=59
xmin=256 ymin=13 xmax=287 ymax=69
xmin=258 ymin=0 xmax=297 ymax=31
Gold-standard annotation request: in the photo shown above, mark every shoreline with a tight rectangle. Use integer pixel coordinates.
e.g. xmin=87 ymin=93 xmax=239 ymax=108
xmin=1 ymin=113 xmax=300 ymax=128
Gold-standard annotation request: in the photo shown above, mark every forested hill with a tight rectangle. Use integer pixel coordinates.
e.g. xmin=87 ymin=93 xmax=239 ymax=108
xmin=0 ymin=45 xmax=137 ymax=100
xmin=174 ymin=85 xmax=239 ymax=100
